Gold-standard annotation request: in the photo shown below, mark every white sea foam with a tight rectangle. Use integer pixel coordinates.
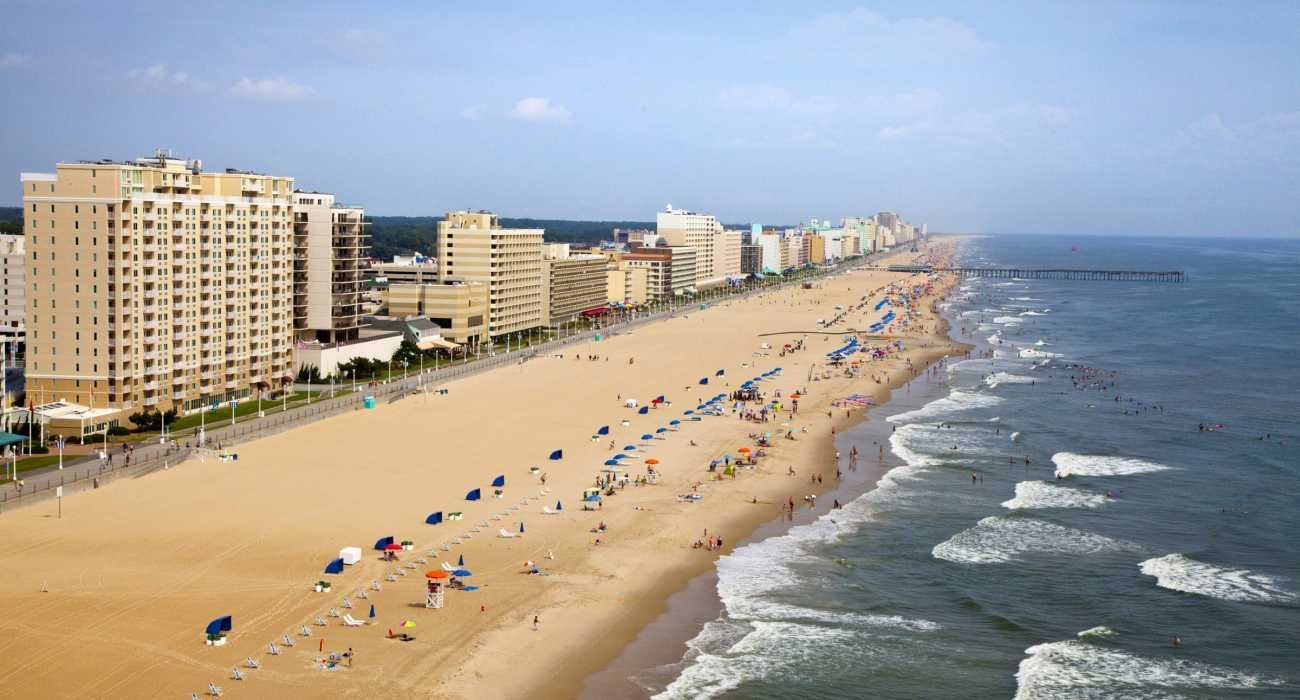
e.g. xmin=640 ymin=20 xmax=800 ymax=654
xmin=1139 ymin=553 xmax=1297 ymax=603
xmin=932 ymin=516 xmax=1129 ymax=564
xmin=993 ymin=315 xmax=1023 ymax=325
xmin=1018 ymin=348 xmax=1062 ymax=359
xmin=1014 ymin=633 xmax=1278 ymax=699
xmin=1076 ymin=626 xmax=1117 ymax=639
xmin=1010 ymin=431 xmax=1022 ymax=441
xmin=960 ymin=310 xmax=984 ymax=319
xmin=1001 ymin=481 xmax=1107 ymax=510
xmin=1019 ymin=310 xmax=1047 ymax=316
xmin=1011 ymin=296 xmax=1040 ymax=301
xmin=658 ymin=463 xmax=940 ymax=700
xmin=987 ymin=332 xmax=1004 ymax=345
xmin=977 ymin=323 xmax=997 ymax=332
xmin=887 ymin=390 xmax=1004 ymax=423
xmin=1033 ymin=339 xmax=1048 ymax=346
xmin=984 ymin=372 xmax=1036 ymax=388
xmin=1052 ymin=452 xmax=1172 ymax=477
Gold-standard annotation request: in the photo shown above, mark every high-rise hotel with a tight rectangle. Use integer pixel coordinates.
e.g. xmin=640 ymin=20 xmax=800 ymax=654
xmin=21 ymin=153 xmax=296 ymax=415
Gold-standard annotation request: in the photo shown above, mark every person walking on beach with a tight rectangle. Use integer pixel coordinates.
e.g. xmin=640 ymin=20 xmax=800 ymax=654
xmin=532 ymin=615 xmax=540 ymax=631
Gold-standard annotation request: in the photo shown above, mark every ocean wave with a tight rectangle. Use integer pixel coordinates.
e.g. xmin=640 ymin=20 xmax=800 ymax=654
xmin=1019 ymin=310 xmax=1047 ymax=316
xmin=887 ymin=390 xmax=1005 ymax=423
xmin=984 ymin=372 xmax=1036 ymax=388
xmin=932 ymin=516 xmax=1130 ymax=564
xmin=987 ymin=332 xmax=1004 ymax=345
xmin=1018 ymin=348 xmax=1062 ymax=359
xmin=1011 ymin=296 xmax=1040 ymax=301
xmin=1076 ymin=626 xmax=1117 ymax=639
xmin=1139 ymin=553 xmax=1297 ymax=603
xmin=993 ymin=316 xmax=1024 ymax=325
xmin=1010 ymin=431 xmax=1022 ymax=441
xmin=1014 ymin=633 xmax=1278 ymax=699
xmin=1001 ymin=481 xmax=1107 ymax=510
xmin=1052 ymin=452 xmax=1172 ymax=477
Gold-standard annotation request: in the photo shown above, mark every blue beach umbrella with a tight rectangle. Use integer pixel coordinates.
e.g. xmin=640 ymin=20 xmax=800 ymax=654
xmin=641 ymin=434 xmax=653 ymax=440
xmin=669 ymin=419 xmax=681 ymax=426
xmin=453 ymin=569 xmax=472 ymax=577
xmin=684 ymin=410 xmax=694 ymax=415
xmin=655 ymin=428 xmax=668 ymax=434
xmin=624 ymin=445 xmax=637 ymax=451
xmin=597 ymin=425 xmax=610 ymax=436
xmin=604 ymin=459 xmax=621 ymax=466
xmin=613 ymin=453 xmax=627 ymax=459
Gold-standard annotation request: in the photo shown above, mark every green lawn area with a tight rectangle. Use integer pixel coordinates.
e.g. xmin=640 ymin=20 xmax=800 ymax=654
xmin=10 ymin=455 xmax=64 ymax=477
xmin=145 ymin=390 xmax=344 ymax=435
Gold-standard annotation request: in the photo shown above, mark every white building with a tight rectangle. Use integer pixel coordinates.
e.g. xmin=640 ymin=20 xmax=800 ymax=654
xmin=656 ymin=204 xmax=730 ymax=289
xmin=0 ymin=234 xmax=24 ymax=350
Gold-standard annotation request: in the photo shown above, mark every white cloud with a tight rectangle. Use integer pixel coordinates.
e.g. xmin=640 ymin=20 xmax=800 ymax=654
xmin=461 ymin=104 xmax=485 ymax=121
xmin=717 ymin=84 xmax=836 ymax=114
xmin=792 ymin=9 xmax=993 ymax=60
xmin=509 ymin=97 xmax=571 ymax=123
xmin=127 ymin=64 xmax=200 ymax=90
xmin=227 ymin=77 xmax=316 ymax=101
xmin=0 ymin=53 xmax=28 ymax=69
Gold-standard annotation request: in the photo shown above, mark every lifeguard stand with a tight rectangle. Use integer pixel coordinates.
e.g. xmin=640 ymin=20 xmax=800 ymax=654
xmin=425 ymin=571 xmax=448 ymax=609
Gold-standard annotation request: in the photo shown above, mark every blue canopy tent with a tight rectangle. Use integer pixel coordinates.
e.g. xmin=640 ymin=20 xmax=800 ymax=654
xmin=638 ymin=406 xmax=649 ymax=414
xmin=655 ymin=395 xmax=665 ymax=403
xmin=669 ymin=419 xmax=681 ymax=426
xmin=374 ymin=536 xmax=394 ymax=551
xmin=425 ymin=511 xmax=444 ymax=525
xmin=465 ymin=488 xmax=481 ymax=501
xmin=549 ymin=449 xmax=564 ymax=460
xmin=491 ymin=475 xmax=505 ymax=488
xmin=597 ymin=425 xmax=610 ymax=436
xmin=324 ymin=558 xmax=345 ymax=574
xmin=716 ymin=369 xmax=725 ymax=376
xmin=698 ymin=377 xmax=709 ymax=385
xmin=205 ymin=615 xmax=232 ymax=637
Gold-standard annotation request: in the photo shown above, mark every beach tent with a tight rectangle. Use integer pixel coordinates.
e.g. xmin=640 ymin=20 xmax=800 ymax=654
xmin=465 ymin=488 xmax=481 ymax=501
xmin=597 ymin=425 xmax=610 ymax=436
xmin=698 ymin=377 xmax=709 ymax=385
xmin=340 ymin=547 xmax=362 ymax=565
xmin=638 ymin=406 xmax=649 ymax=414
xmin=491 ymin=475 xmax=506 ymax=488
xmin=549 ymin=449 xmax=564 ymax=461
xmin=324 ymin=558 xmax=345 ymax=575
xmin=655 ymin=395 xmax=666 ymax=403
xmin=425 ymin=511 xmax=444 ymax=525
xmin=205 ymin=616 xmax=233 ymax=637
xmin=374 ymin=536 xmax=395 ymax=551
xmin=716 ymin=369 xmax=725 ymax=376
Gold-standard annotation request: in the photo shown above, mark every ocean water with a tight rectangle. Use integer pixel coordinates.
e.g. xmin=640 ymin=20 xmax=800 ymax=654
xmin=651 ymin=235 xmax=1300 ymax=699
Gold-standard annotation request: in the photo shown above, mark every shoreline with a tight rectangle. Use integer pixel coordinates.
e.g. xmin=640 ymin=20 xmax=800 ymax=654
xmin=572 ymin=268 xmax=970 ymax=699
xmin=0 ymin=241 xmax=964 ymax=699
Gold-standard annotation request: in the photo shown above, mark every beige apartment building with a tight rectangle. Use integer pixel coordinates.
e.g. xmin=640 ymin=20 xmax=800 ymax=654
xmin=623 ymin=246 xmax=697 ymax=302
xmin=370 ymin=255 xmax=439 ymax=285
xmin=436 ymin=211 xmax=544 ymax=339
xmin=21 ymin=154 xmax=295 ymax=416
xmin=291 ymin=191 xmax=366 ymax=344
xmin=542 ymin=243 xmax=607 ymax=324
xmin=656 ymin=204 xmax=725 ymax=289
xmin=385 ymin=281 xmax=489 ymax=346
xmin=0 ymin=234 xmax=24 ymax=350
xmin=606 ymin=264 xmax=650 ymax=305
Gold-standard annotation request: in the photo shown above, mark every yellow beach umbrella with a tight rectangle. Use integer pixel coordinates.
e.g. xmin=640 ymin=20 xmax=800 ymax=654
xmin=401 ymin=619 xmax=417 ymax=628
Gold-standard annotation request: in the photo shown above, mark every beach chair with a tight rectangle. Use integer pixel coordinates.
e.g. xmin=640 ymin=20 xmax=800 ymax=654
xmin=342 ymin=614 xmax=365 ymax=627
xmin=416 ymin=557 xmax=428 ymax=565
xmin=371 ymin=580 xmax=382 ymax=591
xmin=314 ymin=615 xmax=327 ymax=626
xmin=442 ymin=561 xmax=456 ymax=571
xmin=341 ymin=599 xmax=353 ymax=609
xmin=386 ymin=573 xmax=397 ymax=582
xmin=356 ymin=589 xmax=368 ymax=599
xmin=328 ymin=608 xmax=340 ymax=618
xmin=208 ymin=682 xmax=223 ymax=697
xmin=440 ymin=543 xmax=451 ymax=551
xmin=268 ymin=643 xmax=279 ymax=656
xmin=231 ymin=667 xmax=245 ymax=681
xmin=281 ymin=634 xmax=295 ymax=647
xmin=404 ymin=562 xmax=417 ymax=569
xmin=498 ymin=529 xmax=515 ymax=538
xmin=542 ymin=506 xmax=556 ymax=515
xmin=245 ymin=657 xmax=260 ymax=669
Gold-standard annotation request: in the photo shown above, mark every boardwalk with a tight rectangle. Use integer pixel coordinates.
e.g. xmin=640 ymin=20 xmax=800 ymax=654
xmin=885 ymin=265 xmax=1185 ymax=282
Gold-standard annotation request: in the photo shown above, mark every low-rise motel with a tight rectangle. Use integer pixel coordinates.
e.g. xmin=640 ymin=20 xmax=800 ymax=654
xmin=10 ymin=154 xmax=925 ymax=435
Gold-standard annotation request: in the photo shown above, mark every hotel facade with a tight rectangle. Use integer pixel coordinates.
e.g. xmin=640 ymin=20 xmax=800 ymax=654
xmin=21 ymin=154 xmax=295 ymax=416
xmin=436 ymin=211 xmax=545 ymax=339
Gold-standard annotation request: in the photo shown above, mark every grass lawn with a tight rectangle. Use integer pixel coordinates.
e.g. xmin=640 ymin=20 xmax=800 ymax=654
xmin=148 ymin=390 xmax=341 ymax=435
xmin=8 ymin=455 xmax=64 ymax=477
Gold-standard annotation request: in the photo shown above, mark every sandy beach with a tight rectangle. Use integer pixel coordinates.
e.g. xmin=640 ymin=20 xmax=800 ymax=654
xmin=0 ymin=240 xmax=963 ymax=699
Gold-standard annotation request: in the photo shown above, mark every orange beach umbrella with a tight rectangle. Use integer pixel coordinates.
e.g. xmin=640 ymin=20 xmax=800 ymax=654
xmin=425 ymin=570 xmax=449 ymax=579
xmin=645 ymin=458 xmax=660 ymax=465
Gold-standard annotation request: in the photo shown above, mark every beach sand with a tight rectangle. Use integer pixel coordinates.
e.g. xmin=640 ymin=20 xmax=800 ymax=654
xmin=0 ymin=241 xmax=962 ymax=699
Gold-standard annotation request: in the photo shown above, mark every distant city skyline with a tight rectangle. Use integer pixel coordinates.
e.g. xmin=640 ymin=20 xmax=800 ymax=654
xmin=1 ymin=1 xmax=1297 ymax=236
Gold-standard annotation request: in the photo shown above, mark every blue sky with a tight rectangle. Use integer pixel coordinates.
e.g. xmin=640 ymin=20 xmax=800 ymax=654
xmin=1 ymin=1 xmax=1297 ymax=235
